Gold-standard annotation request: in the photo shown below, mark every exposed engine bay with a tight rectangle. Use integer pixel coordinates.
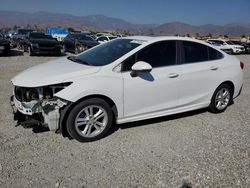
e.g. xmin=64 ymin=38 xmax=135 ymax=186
xmin=11 ymin=83 xmax=71 ymax=131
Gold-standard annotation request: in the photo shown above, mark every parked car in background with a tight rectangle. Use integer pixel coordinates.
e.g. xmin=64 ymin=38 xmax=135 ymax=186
xmin=12 ymin=29 xmax=34 ymax=49
xmin=206 ymin=40 xmax=233 ymax=54
xmin=22 ymin=32 xmax=61 ymax=56
xmin=230 ymin=41 xmax=250 ymax=54
xmin=96 ymin=36 xmax=117 ymax=44
xmin=47 ymin=27 xmax=69 ymax=42
xmin=207 ymin=39 xmax=245 ymax=54
xmin=11 ymin=36 xmax=243 ymax=142
xmin=62 ymin=33 xmax=99 ymax=54
xmin=0 ymin=33 xmax=11 ymax=55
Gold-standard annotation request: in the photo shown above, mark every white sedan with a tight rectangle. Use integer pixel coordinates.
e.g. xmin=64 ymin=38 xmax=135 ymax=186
xmin=11 ymin=36 xmax=244 ymax=142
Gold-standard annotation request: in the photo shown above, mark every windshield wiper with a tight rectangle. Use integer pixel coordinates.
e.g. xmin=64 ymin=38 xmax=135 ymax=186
xmin=67 ymin=56 xmax=77 ymax=62
xmin=75 ymin=58 xmax=90 ymax=65
xmin=67 ymin=56 xmax=90 ymax=65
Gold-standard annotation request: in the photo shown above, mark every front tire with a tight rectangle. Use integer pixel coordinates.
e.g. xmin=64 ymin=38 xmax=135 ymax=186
xmin=23 ymin=45 xmax=27 ymax=52
xmin=3 ymin=46 xmax=11 ymax=56
xmin=209 ymin=84 xmax=233 ymax=113
xmin=62 ymin=45 xmax=66 ymax=54
xmin=28 ymin=46 xmax=33 ymax=56
xmin=66 ymin=98 xmax=113 ymax=142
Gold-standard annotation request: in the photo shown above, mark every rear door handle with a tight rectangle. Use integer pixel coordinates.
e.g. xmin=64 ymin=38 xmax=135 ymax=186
xmin=210 ymin=66 xmax=218 ymax=70
xmin=168 ymin=73 xmax=179 ymax=78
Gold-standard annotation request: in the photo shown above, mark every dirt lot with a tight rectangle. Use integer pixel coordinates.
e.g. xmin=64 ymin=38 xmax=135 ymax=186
xmin=0 ymin=50 xmax=249 ymax=188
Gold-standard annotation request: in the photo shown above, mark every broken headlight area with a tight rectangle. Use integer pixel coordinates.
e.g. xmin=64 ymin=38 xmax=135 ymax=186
xmin=12 ymin=82 xmax=72 ymax=131
xmin=14 ymin=82 xmax=72 ymax=102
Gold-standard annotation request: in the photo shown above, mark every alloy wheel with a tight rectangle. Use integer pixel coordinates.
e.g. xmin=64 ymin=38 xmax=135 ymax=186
xmin=215 ymin=88 xmax=230 ymax=110
xmin=74 ymin=105 xmax=108 ymax=138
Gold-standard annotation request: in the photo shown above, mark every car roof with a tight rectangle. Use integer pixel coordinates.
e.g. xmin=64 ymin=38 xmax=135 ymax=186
xmin=208 ymin=39 xmax=228 ymax=42
xmin=124 ymin=36 xmax=208 ymax=44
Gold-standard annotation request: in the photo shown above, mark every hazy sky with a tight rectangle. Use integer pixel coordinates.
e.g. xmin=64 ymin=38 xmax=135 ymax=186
xmin=0 ymin=0 xmax=249 ymax=25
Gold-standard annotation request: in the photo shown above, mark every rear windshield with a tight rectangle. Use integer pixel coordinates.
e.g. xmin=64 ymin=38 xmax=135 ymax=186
xmin=75 ymin=39 xmax=141 ymax=66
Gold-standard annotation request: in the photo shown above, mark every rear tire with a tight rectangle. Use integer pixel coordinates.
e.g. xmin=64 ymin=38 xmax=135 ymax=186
xmin=66 ymin=98 xmax=113 ymax=142
xmin=209 ymin=84 xmax=233 ymax=113
xmin=23 ymin=45 xmax=27 ymax=53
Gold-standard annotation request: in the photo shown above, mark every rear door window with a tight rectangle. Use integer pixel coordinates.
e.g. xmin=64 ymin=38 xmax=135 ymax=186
xmin=208 ymin=47 xmax=223 ymax=60
xmin=182 ymin=41 xmax=209 ymax=63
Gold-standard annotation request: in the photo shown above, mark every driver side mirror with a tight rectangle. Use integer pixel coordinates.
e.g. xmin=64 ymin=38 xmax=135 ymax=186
xmin=130 ymin=61 xmax=152 ymax=77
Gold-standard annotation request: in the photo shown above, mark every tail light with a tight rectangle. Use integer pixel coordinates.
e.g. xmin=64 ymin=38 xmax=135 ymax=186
xmin=240 ymin=62 xmax=244 ymax=70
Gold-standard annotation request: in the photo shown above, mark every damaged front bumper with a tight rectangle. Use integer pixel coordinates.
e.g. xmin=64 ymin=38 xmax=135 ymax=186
xmin=10 ymin=86 xmax=70 ymax=132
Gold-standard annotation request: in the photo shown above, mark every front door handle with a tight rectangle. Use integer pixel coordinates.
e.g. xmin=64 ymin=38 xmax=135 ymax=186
xmin=168 ymin=73 xmax=179 ymax=78
xmin=210 ymin=66 xmax=218 ymax=70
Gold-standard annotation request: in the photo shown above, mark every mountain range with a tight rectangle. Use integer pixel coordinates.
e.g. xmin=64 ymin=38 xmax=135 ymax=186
xmin=0 ymin=10 xmax=250 ymax=36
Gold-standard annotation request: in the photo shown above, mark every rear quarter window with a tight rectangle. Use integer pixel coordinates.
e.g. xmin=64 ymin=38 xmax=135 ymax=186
xmin=181 ymin=41 xmax=223 ymax=64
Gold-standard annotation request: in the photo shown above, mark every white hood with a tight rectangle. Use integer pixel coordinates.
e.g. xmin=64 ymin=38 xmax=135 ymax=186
xmin=11 ymin=57 xmax=101 ymax=87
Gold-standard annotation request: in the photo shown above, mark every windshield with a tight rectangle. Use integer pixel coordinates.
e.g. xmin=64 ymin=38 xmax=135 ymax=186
xmin=207 ymin=41 xmax=220 ymax=46
xmin=226 ymin=41 xmax=234 ymax=45
xmin=30 ymin=33 xmax=54 ymax=39
xmin=209 ymin=40 xmax=224 ymax=45
xmin=75 ymin=39 xmax=141 ymax=66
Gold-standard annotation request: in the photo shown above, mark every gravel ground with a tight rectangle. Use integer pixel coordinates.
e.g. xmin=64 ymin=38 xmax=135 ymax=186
xmin=0 ymin=50 xmax=249 ymax=188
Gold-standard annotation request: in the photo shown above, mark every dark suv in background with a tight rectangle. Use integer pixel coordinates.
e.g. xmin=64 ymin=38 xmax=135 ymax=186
xmin=22 ymin=32 xmax=61 ymax=56
xmin=62 ymin=33 xmax=99 ymax=54
xmin=11 ymin=29 xmax=34 ymax=49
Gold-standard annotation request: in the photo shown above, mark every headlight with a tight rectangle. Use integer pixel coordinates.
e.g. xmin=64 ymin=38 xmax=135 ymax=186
xmin=14 ymin=82 xmax=72 ymax=102
xmin=42 ymin=82 xmax=73 ymax=99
